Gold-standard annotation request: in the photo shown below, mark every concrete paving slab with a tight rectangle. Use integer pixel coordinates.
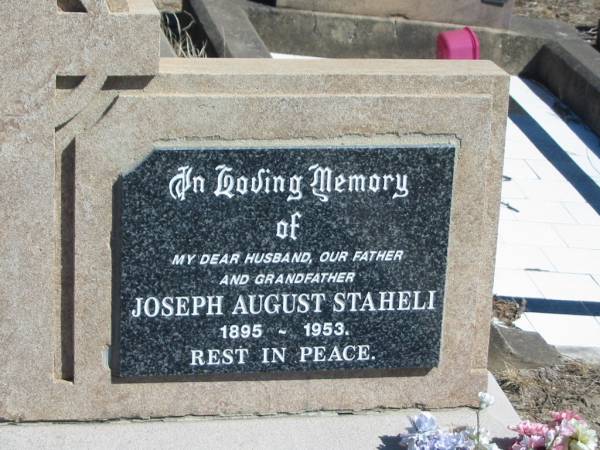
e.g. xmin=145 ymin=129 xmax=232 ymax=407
xmin=504 ymin=199 xmax=576 ymax=224
xmin=524 ymin=313 xmax=600 ymax=347
xmin=496 ymin=76 xmax=600 ymax=326
xmin=498 ymin=221 xmax=565 ymax=248
xmin=562 ymin=202 xmax=600 ymax=226
xmin=503 ymin=159 xmax=540 ymax=181
xmin=541 ymin=247 xmax=600 ymax=274
xmin=494 ymin=269 xmax=544 ymax=298
xmin=495 ymin=244 xmax=555 ymax=271
xmin=528 ymin=270 xmax=600 ymax=302
xmin=552 ymin=224 xmax=600 ymax=250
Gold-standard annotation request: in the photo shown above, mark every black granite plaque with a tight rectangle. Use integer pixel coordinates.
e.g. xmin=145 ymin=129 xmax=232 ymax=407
xmin=114 ymin=145 xmax=455 ymax=378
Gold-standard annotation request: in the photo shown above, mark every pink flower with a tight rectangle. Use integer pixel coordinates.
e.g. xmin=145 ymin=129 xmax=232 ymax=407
xmin=510 ymin=421 xmax=549 ymax=437
xmin=550 ymin=411 xmax=584 ymax=426
xmin=528 ymin=434 xmax=547 ymax=448
xmin=558 ymin=420 xmax=576 ymax=437
xmin=510 ymin=412 xmax=592 ymax=450
xmin=510 ymin=435 xmax=546 ymax=449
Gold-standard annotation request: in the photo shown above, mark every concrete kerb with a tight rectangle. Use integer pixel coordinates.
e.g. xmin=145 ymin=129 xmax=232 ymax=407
xmin=189 ymin=0 xmax=271 ymax=57
xmin=522 ymin=37 xmax=600 ymax=138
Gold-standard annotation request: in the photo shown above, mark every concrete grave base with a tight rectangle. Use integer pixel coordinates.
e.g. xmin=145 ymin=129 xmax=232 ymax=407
xmin=0 ymin=374 xmax=519 ymax=450
xmin=1 ymin=0 xmax=509 ymax=422
xmin=1 ymin=58 xmax=508 ymax=421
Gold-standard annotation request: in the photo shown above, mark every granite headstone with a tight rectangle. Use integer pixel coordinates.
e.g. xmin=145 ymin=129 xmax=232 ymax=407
xmin=116 ymin=145 xmax=455 ymax=378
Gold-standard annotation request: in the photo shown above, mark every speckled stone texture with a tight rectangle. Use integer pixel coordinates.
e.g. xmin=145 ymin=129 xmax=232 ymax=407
xmin=154 ymin=0 xmax=182 ymax=11
xmin=1 ymin=49 xmax=508 ymax=420
xmin=0 ymin=0 xmax=158 ymax=421
xmin=116 ymin=145 xmax=454 ymax=377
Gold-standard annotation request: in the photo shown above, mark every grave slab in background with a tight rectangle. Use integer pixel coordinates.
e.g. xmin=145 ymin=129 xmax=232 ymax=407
xmin=271 ymin=0 xmax=515 ymax=28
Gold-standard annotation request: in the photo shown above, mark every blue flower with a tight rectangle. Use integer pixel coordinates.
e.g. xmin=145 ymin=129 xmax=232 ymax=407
xmin=412 ymin=412 xmax=439 ymax=433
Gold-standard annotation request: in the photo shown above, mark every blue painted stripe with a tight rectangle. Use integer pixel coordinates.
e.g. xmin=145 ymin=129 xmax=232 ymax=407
xmin=509 ymin=98 xmax=600 ymax=215
xmin=495 ymin=295 xmax=600 ymax=316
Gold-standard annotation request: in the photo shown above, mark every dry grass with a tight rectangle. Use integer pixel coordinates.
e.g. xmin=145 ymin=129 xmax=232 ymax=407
xmin=161 ymin=11 xmax=208 ymax=58
xmin=495 ymin=360 xmax=600 ymax=433
xmin=492 ymin=298 xmax=525 ymax=327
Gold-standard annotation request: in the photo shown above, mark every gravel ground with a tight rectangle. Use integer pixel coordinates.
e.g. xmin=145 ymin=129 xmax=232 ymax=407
xmin=514 ymin=0 xmax=599 ymax=26
xmin=495 ymin=362 xmax=600 ymax=435
xmin=514 ymin=0 xmax=599 ymax=45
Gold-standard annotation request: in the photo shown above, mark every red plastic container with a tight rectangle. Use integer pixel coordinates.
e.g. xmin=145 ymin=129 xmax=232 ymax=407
xmin=436 ymin=27 xmax=481 ymax=60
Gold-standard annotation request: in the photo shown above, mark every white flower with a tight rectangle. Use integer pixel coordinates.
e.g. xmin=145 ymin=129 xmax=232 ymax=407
xmin=411 ymin=411 xmax=438 ymax=433
xmin=478 ymin=392 xmax=495 ymax=410
xmin=478 ymin=430 xmax=491 ymax=445
xmin=570 ymin=421 xmax=598 ymax=450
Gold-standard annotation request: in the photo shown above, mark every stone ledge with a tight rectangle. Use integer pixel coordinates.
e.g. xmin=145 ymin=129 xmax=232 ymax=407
xmin=189 ymin=0 xmax=271 ymax=57
xmin=523 ymin=38 xmax=600 ymax=138
xmin=0 ymin=374 xmax=519 ymax=449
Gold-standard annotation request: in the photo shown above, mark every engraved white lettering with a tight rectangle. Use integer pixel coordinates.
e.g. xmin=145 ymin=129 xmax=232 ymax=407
xmin=131 ymin=295 xmax=224 ymax=317
xmin=167 ymin=164 xmax=408 ymax=202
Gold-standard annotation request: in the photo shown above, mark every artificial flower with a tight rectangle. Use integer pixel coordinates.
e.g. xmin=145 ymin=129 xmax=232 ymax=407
xmin=510 ymin=420 xmax=550 ymax=438
xmin=412 ymin=411 xmax=439 ymax=433
xmin=551 ymin=411 xmax=585 ymax=426
xmin=510 ymin=412 xmax=597 ymax=450
xmin=568 ymin=420 xmax=598 ymax=450
xmin=478 ymin=392 xmax=495 ymax=410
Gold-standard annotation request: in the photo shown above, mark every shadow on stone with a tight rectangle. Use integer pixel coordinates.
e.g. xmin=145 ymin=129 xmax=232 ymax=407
xmin=493 ymin=437 xmax=517 ymax=449
xmin=378 ymin=434 xmax=403 ymax=450
xmin=111 ymin=176 xmax=124 ymax=378
xmin=59 ymin=138 xmax=76 ymax=382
